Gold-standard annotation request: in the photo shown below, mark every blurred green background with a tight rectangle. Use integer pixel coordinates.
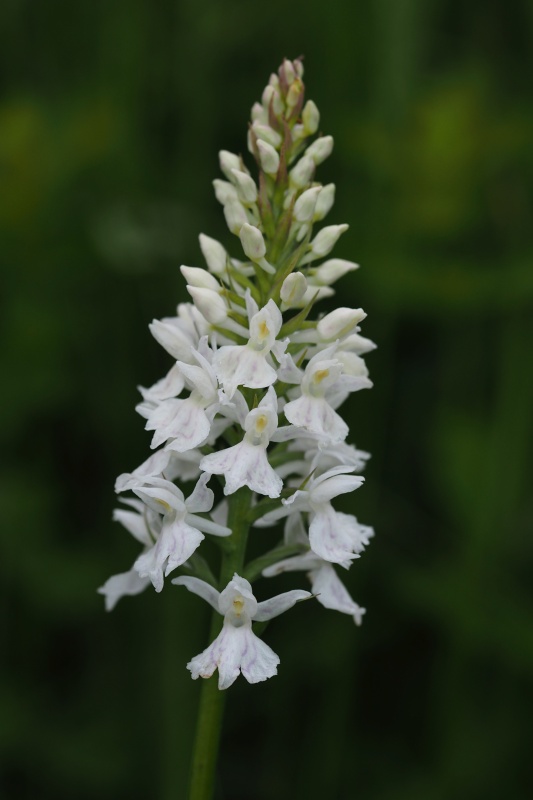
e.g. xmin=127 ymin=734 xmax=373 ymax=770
xmin=1 ymin=1 xmax=532 ymax=798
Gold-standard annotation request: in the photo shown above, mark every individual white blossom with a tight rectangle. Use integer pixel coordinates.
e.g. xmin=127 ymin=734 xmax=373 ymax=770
xmin=283 ymin=345 xmax=369 ymax=443
xmin=173 ymin=573 xmax=311 ymax=689
xmin=200 ymin=387 xmax=283 ymax=497
xmin=213 ymin=298 xmax=285 ymax=398
xmin=133 ymin=475 xmax=231 ymax=592
xmin=144 ymin=345 xmax=219 ymax=450
xmin=262 ymin=515 xmax=366 ymax=625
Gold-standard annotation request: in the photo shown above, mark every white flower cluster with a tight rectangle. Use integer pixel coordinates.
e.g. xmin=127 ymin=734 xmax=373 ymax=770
xmin=99 ymin=58 xmax=376 ymax=689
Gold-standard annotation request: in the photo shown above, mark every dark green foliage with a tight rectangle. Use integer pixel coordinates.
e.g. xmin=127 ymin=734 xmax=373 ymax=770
xmin=1 ymin=1 xmax=532 ymax=798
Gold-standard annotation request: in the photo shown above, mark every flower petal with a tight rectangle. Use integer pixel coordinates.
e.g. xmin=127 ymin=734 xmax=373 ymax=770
xmin=146 ymin=399 xmax=211 ymax=451
xmin=186 ymin=624 xmax=280 ymax=689
xmin=97 ymin=569 xmax=151 ymax=611
xmin=254 ymin=589 xmax=311 ymax=621
xmin=172 ymin=575 xmax=220 ymax=611
xmin=310 ymin=563 xmax=366 ymax=625
xmin=186 ymin=473 xmax=214 ymax=514
xmin=283 ymin=395 xmax=348 ymax=443
xmin=309 ymin=507 xmax=367 ymax=566
xmin=200 ymin=442 xmax=282 ymax=498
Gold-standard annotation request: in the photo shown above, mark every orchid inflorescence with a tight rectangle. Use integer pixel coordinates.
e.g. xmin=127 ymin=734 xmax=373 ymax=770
xmin=99 ymin=57 xmax=375 ymax=691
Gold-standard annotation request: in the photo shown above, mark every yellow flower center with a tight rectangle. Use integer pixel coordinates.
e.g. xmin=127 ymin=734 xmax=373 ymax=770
xmin=313 ymin=368 xmax=330 ymax=384
xmin=255 ymin=414 xmax=268 ymax=433
xmin=232 ymin=596 xmax=245 ymax=616
xmin=258 ymin=320 xmax=270 ymax=340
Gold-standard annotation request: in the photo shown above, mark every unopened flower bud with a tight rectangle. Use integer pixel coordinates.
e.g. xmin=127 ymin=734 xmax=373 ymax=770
xmin=187 ymin=286 xmax=228 ymax=324
xmin=149 ymin=319 xmax=194 ymax=362
xmin=314 ymin=183 xmax=336 ymax=221
xmin=293 ymin=186 xmax=321 ymax=222
xmin=219 ymin=150 xmax=244 ymax=180
xmin=303 ymin=224 xmax=349 ymax=261
xmin=280 ymin=272 xmax=308 ymax=307
xmin=286 ymin=78 xmax=304 ymax=110
xmin=257 ymin=140 xmax=280 ymax=175
xmin=302 ymin=100 xmax=320 ymax=135
xmin=251 ymin=102 xmax=267 ymax=124
xmin=279 ymin=58 xmax=296 ymax=87
xmin=180 ymin=265 xmax=220 ymax=292
xmin=289 ymin=155 xmax=316 ymax=189
xmin=262 ymin=84 xmax=283 ymax=116
xmin=239 ymin=223 xmax=274 ymax=274
xmin=231 ymin=169 xmax=258 ymax=205
xmin=213 ymin=179 xmax=239 ymax=205
xmin=224 ymin=200 xmax=249 ymax=235
xmin=239 ymin=223 xmax=266 ymax=260
xmin=199 ymin=234 xmax=227 ymax=275
xmin=317 ymin=307 xmax=366 ymax=341
xmin=252 ymin=122 xmax=282 ymax=149
xmin=312 ymin=258 xmax=358 ymax=285
xmin=306 ymin=135 xmax=334 ymax=165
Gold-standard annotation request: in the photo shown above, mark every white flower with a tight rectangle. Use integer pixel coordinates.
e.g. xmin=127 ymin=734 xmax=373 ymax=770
xmin=262 ymin=515 xmax=366 ymax=625
xmin=283 ymin=345 xmax=351 ymax=443
xmin=133 ymin=475 xmax=231 ymax=592
xmin=256 ymin=466 xmax=370 ymax=566
xmin=144 ymin=346 xmax=219 ymax=450
xmin=199 ymin=387 xmax=282 ymax=497
xmin=213 ymin=298 xmax=285 ymax=398
xmin=173 ymin=573 xmax=311 ymax=689
xmin=98 ymin=499 xmax=159 ymax=610
xmin=138 ymin=363 xmax=185 ymax=404
xmin=149 ymin=303 xmax=206 ymax=363
xmin=115 ymin=447 xmax=202 ymax=493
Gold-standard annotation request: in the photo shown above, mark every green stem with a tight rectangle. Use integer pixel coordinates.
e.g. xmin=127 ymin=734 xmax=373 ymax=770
xmin=188 ymin=488 xmax=252 ymax=800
